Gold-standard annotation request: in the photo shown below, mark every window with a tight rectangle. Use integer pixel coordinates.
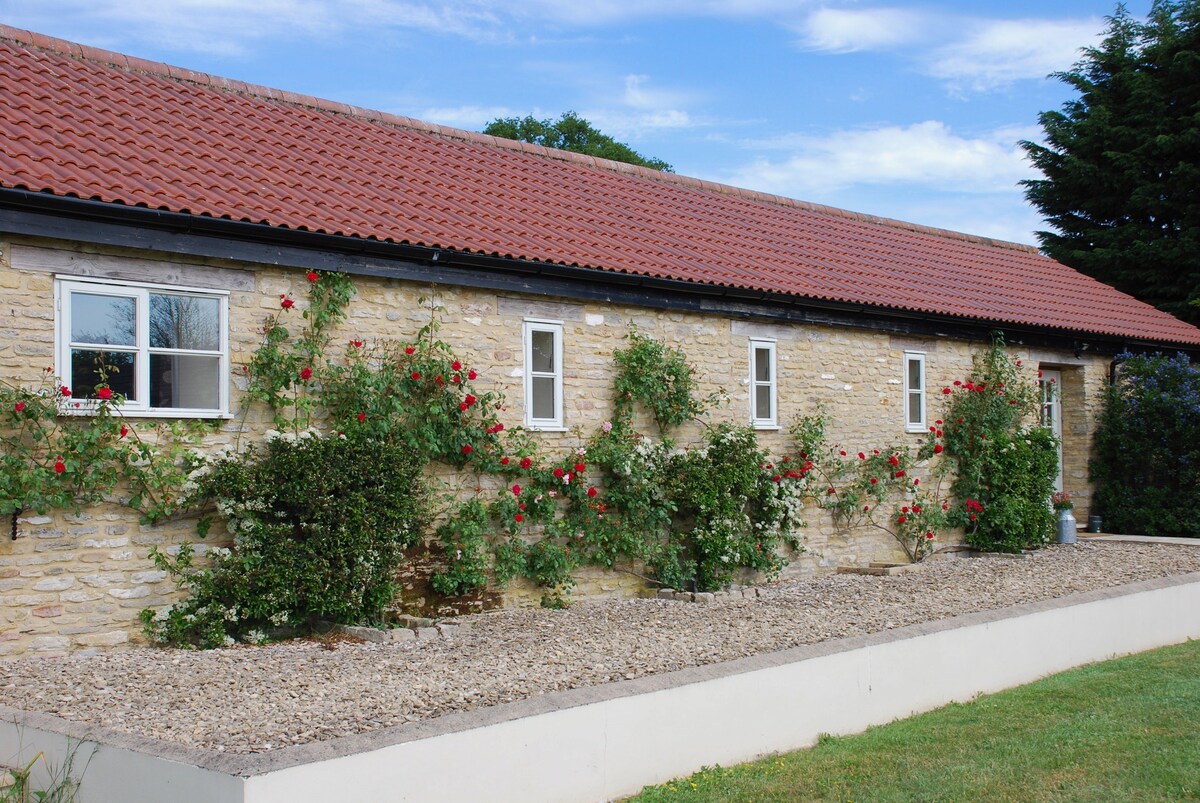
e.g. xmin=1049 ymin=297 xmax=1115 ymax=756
xmin=524 ymin=319 xmax=564 ymax=429
xmin=749 ymin=338 xmax=777 ymax=428
xmin=904 ymin=351 xmax=926 ymax=432
xmin=55 ymin=277 xmax=229 ymax=417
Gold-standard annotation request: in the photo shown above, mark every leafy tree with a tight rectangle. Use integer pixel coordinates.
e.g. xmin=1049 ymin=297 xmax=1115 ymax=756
xmin=1021 ymin=2 xmax=1200 ymax=323
xmin=483 ymin=111 xmax=673 ymax=172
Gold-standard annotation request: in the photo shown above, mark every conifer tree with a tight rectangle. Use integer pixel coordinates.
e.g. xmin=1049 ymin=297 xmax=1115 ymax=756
xmin=1021 ymin=2 xmax=1200 ymax=323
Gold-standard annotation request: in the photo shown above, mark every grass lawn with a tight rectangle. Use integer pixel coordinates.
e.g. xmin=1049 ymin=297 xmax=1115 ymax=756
xmin=630 ymin=639 xmax=1200 ymax=802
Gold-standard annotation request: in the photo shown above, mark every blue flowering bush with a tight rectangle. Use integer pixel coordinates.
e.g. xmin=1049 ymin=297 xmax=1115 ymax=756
xmin=1091 ymin=352 xmax=1200 ymax=536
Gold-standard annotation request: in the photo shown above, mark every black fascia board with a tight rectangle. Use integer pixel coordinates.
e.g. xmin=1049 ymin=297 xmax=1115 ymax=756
xmin=1 ymin=187 xmax=1195 ymax=359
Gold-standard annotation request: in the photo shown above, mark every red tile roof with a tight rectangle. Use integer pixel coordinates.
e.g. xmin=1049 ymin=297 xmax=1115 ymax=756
xmin=1 ymin=26 xmax=1198 ymax=347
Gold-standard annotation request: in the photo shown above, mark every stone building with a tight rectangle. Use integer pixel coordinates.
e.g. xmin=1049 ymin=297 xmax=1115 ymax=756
xmin=1 ymin=26 xmax=1198 ymax=658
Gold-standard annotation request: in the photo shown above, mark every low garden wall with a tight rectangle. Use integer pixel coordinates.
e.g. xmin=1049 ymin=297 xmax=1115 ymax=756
xmin=2 ymin=571 xmax=1198 ymax=802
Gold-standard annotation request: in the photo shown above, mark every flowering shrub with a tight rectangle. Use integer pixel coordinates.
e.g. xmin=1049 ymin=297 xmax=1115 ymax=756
xmin=611 ymin=328 xmax=716 ymax=432
xmin=1 ymin=368 xmax=200 ymax=526
xmin=793 ymin=412 xmax=948 ymax=563
xmin=1091 ymin=352 xmax=1200 ymax=536
xmin=934 ymin=337 xmax=1057 ymax=552
xmin=142 ymin=431 xmax=425 ymax=647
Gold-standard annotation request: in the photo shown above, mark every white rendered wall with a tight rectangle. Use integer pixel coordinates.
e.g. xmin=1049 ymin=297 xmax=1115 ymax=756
xmin=2 ymin=573 xmax=1198 ymax=803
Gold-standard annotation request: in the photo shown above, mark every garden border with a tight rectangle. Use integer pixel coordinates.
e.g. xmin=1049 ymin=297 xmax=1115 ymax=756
xmin=3 ymin=571 xmax=1199 ymax=802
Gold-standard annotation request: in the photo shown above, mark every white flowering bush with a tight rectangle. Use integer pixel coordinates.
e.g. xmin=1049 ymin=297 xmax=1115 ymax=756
xmin=142 ymin=431 xmax=426 ymax=648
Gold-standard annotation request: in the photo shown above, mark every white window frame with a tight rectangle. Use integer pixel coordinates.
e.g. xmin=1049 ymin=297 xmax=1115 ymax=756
xmin=54 ymin=276 xmax=230 ymax=418
xmin=523 ymin=318 xmax=565 ymax=431
xmin=904 ymin=351 xmax=927 ymax=433
xmin=749 ymin=338 xmax=777 ymax=429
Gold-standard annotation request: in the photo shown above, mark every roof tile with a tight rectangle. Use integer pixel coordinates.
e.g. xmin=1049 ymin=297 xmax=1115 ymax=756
xmin=1 ymin=26 xmax=1198 ymax=347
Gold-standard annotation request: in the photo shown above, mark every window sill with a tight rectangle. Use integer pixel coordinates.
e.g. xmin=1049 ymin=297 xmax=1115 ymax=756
xmin=526 ymin=425 xmax=569 ymax=432
xmin=752 ymin=423 xmax=781 ymax=431
xmin=59 ymin=406 xmax=233 ymax=420
xmin=905 ymin=426 xmax=929 ymax=434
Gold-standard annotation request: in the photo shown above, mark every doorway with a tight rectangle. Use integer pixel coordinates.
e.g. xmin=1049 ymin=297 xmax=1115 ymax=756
xmin=1039 ymin=369 xmax=1063 ymax=492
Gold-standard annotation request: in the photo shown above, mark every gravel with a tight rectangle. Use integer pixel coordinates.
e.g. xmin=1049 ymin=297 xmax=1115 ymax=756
xmin=1 ymin=541 xmax=1198 ymax=755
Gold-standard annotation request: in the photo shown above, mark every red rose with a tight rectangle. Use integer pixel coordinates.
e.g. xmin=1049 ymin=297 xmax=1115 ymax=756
xmin=14 ymin=401 xmax=25 ymax=412
xmin=493 ymin=423 xmax=504 ymax=433
xmin=894 ymin=469 xmax=906 ymax=478
xmin=436 ymin=376 xmax=445 ymax=386
xmin=520 ymin=457 xmax=532 ymax=470
xmin=858 ymin=452 xmax=866 ymax=460
xmin=901 ymin=506 xmax=910 ymax=513
xmin=553 ymin=467 xmax=565 ymax=478
xmin=870 ymin=477 xmax=878 ymax=485
xmin=953 ymin=380 xmax=962 ymax=386
xmin=827 ymin=487 xmax=835 ymax=494
xmin=405 ymin=346 xmax=416 ymax=355
xmin=512 ymin=484 xmax=521 ymax=496
xmin=411 ymin=371 xmax=421 ymax=381
xmin=897 ymin=515 xmax=907 ymax=524
xmin=500 ymin=457 xmax=510 ymax=466
xmin=357 ymin=412 xmax=366 ymax=422
xmin=772 ymin=475 xmax=781 ymax=483
xmin=461 ymin=444 xmax=473 ymax=455
xmin=926 ymin=532 xmax=934 ymax=540
xmin=933 ymin=444 xmax=944 ymax=454
xmin=96 ymin=386 xmax=113 ymax=400
xmin=452 ymin=375 xmax=461 ymax=384
xmin=465 ymin=394 xmax=477 ymax=407
xmin=935 ymin=420 xmax=943 ymax=425
xmin=969 ymin=513 xmax=977 ymax=521
xmin=467 ymin=369 xmax=478 ymax=380
xmin=514 ymin=513 xmax=524 ymax=523
xmin=350 ymin=339 xmax=363 ymax=348
xmin=306 ymin=271 xmax=319 ymax=283
xmin=839 ymin=450 xmax=846 ymax=456
xmin=942 ymin=387 xmax=952 ymax=395
xmin=587 ymin=487 xmax=597 ymax=498
xmin=574 ymin=462 xmax=586 ymax=473
xmin=60 ymin=386 xmax=71 ymax=397
xmin=54 ymin=458 xmax=65 ymax=474
xmin=119 ymin=424 xmax=129 ymax=438
xmin=299 ymin=367 xmax=313 ymax=381
xmin=863 ymin=505 xmax=870 ymax=512
xmin=519 ymin=503 xmax=526 ymax=511
xmin=281 ymin=296 xmax=294 ymax=309
xmin=452 ymin=361 xmax=463 ymax=371
xmin=459 ymin=402 xmax=469 ymax=412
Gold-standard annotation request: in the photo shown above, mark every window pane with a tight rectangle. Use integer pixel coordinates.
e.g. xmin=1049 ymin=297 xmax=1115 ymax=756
xmin=71 ymin=293 xmax=135 ymax=346
xmin=755 ymin=385 xmax=772 ymax=420
xmin=907 ymin=358 xmax=922 ymax=390
xmin=150 ymin=294 xmax=220 ymax=350
xmin=71 ymin=349 xmax=136 ymax=400
xmin=531 ymin=330 xmax=556 ymax=373
xmin=908 ymin=391 xmax=923 ymax=424
xmin=531 ymin=376 xmax=556 ymax=420
xmin=754 ymin=347 xmax=772 ymax=382
xmin=150 ymin=354 xmax=220 ymax=409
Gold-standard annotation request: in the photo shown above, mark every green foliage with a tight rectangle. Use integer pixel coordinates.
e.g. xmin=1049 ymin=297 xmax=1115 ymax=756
xmin=936 ymin=338 xmax=1058 ymax=552
xmin=0 ymin=368 xmax=202 ymax=523
xmin=483 ymin=111 xmax=674 ymax=172
xmin=1091 ymin=352 xmax=1200 ymax=535
xmin=795 ymin=412 xmax=949 ymax=563
xmin=142 ymin=432 xmax=426 ymax=647
xmin=612 ymin=328 xmax=713 ymax=432
xmin=1021 ymin=2 xmax=1200 ymax=323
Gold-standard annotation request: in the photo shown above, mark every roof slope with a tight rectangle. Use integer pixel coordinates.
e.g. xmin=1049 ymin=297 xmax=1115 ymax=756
xmin=1 ymin=27 xmax=1198 ymax=347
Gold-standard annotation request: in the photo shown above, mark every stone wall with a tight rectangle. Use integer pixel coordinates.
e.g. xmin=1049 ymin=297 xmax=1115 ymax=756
xmin=0 ymin=237 xmax=1112 ymax=657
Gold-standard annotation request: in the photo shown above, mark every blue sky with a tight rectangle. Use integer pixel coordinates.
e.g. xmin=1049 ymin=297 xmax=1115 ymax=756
xmin=1 ymin=1 xmax=1154 ymax=245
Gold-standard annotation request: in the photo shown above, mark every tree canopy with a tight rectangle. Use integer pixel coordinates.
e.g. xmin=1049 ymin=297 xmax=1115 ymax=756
xmin=483 ymin=111 xmax=673 ymax=172
xmin=1020 ymin=1 xmax=1200 ymax=324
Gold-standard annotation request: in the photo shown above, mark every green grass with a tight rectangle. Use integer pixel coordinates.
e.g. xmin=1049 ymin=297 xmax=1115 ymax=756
xmin=630 ymin=639 xmax=1200 ymax=802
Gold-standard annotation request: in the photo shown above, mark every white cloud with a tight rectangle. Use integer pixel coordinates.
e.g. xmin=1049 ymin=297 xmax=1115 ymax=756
xmin=796 ymin=7 xmax=924 ymax=53
xmin=926 ymin=18 xmax=1102 ymax=92
xmin=726 ymin=120 xmax=1036 ymax=197
xmin=415 ymin=105 xmax=521 ymax=129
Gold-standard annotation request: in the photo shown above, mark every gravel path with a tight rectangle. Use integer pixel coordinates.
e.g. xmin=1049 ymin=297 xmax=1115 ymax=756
xmin=2 ymin=541 xmax=1198 ymax=755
